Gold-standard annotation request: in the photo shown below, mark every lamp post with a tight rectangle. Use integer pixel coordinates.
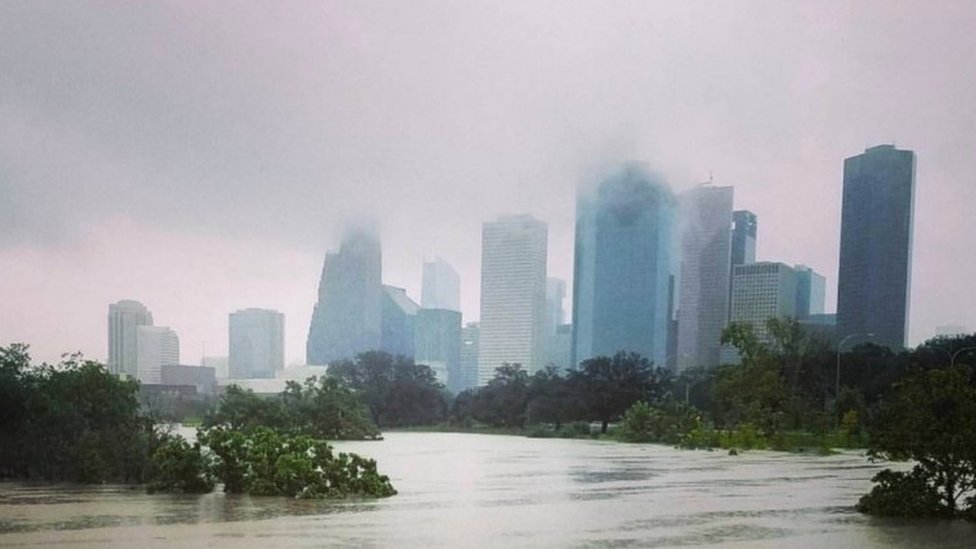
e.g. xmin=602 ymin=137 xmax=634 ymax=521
xmin=835 ymin=332 xmax=874 ymax=400
xmin=951 ymin=347 xmax=976 ymax=367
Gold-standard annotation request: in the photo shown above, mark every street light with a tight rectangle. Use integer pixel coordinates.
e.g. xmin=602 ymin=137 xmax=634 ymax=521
xmin=951 ymin=347 xmax=976 ymax=367
xmin=835 ymin=332 xmax=874 ymax=400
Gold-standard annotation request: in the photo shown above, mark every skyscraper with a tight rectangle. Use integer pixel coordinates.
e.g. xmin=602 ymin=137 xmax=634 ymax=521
xmin=306 ymin=227 xmax=383 ymax=365
xmin=421 ymin=257 xmax=461 ymax=312
xmin=545 ymin=278 xmax=567 ymax=335
xmin=794 ymin=265 xmax=826 ymax=318
xmin=572 ymin=164 xmax=677 ymax=368
xmin=380 ymin=285 xmax=419 ymax=358
xmin=108 ymin=300 xmax=153 ymax=377
xmin=415 ymin=308 xmax=462 ymax=388
xmin=545 ymin=277 xmax=571 ymax=369
xmin=677 ymin=185 xmax=734 ymax=370
xmin=730 ymin=262 xmax=798 ymax=345
xmin=459 ymin=322 xmax=480 ymax=391
xmin=136 ymin=325 xmax=179 ymax=384
xmin=477 ymin=214 xmax=548 ymax=384
xmin=230 ymin=308 xmax=284 ymax=379
xmin=836 ymin=145 xmax=916 ymax=349
xmin=730 ymin=210 xmax=757 ymax=268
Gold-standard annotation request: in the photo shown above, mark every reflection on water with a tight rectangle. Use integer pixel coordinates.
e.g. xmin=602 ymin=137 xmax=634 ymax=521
xmin=1 ymin=432 xmax=974 ymax=548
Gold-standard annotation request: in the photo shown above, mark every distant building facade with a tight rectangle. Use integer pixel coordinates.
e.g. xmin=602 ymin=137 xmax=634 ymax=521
xmin=478 ymin=215 xmax=548 ymax=384
xmin=794 ymin=265 xmax=826 ymax=318
xmin=421 ymin=257 xmax=461 ymax=312
xmin=415 ymin=308 xmax=462 ymax=388
xmin=548 ymin=324 xmax=573 ymax=370
xmin=572 ymin=164 xmax=676 ymax=368
xmin=730 ymin=262 xmax=797 ymax=345
xmin=380 ymin=285 xmax=419 ymax=358
xmin=545 ymin=277 xmax=570 ymax=369
xmin=201 ymin=355 xmax=229 ymax=380
xmin=108 ymin=300 xmax=153 ymax=377
xmin=730 ymin=210 xmax=757 ymax=268
xmin=160 ymin=364 xmax=216 ymax=395
xmin=677 ymin=185 xmax=734 ymax=369
xmin=799 ymin=313 xmax=837 ymax=344
xmin=459 ymin=322 xmax=480 ymax=391
xmin=136 ymin=325 xmax=179 ymax=384
xmin=229 ymin=308 xmax=284 ymax=379
xmin=307 ymin=228 xmax=383 ymax=364
xmin=836 ymin=145 xmax=916 ymax=350
xmin=545 ymin=278 xmax=567 ymax=334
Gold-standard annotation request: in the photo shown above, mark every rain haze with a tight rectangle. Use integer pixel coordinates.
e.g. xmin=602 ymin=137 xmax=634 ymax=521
xmin=2 ymin=0 xmax=975 ymax=366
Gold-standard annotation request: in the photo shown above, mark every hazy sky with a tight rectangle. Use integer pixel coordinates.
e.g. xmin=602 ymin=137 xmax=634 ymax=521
xmin=2 ymin=1 xmax=975 ymax=366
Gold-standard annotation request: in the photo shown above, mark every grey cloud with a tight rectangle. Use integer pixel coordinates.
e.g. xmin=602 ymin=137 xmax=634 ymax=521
xmin=1 ymin=0 xmax=975 ymax=353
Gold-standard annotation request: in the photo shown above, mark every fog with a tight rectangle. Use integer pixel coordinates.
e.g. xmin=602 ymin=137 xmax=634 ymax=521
xmin=2 ymin=1 xmax=975 ymax=365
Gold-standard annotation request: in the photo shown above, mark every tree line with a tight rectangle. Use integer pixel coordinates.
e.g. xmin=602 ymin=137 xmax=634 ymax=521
xmin=0 ymin=343 xmax=396 ymax=499
xmin=5 ymin=323 xmax=976 ymax=517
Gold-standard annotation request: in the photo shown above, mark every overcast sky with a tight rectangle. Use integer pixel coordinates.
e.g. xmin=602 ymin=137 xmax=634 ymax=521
xmin=2 ymin=1 xmax=974 ymax=366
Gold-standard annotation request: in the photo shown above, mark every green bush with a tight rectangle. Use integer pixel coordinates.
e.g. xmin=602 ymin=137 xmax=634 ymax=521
xmin=856 ymin=468 xmax=947 ymax=518
xmin=198 ymin=426 xmax=396 ymax=499
xmin=565 ymin=421 xmax=593 ymax=437
xmin=721 ymin=423 xmax=766 ymax=450
xmin=679 ymin=420 xmax=721 ymax=450
xmin=617 ymin=401 xmax=658 ymax=443
xmin=525 ymin=425 xmax=554 ymax=438
xmin=146 ymin=434 xmax=215 ymax=494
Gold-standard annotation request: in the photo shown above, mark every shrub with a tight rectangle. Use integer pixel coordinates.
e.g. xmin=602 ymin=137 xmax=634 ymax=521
xmin=146 ymin=434 xmax=215 ymax=494
xmin=198 ymin=426 xmax=396 ymax=499
xmin=617 ymin=401 xmax=658 ymax=443
xmin=856 ymin=468 xmax=947 ymax=518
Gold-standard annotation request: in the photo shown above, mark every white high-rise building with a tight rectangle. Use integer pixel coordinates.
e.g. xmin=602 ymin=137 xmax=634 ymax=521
xmin=730 ymin=262 xmax=798 ymax=344
xmin=136 ymin=326 xmax=179 ymax=384
xmin=477 ymin=215 xmax=548 ymax=384
xmin=421 ymin=257 xmax=461 ymax=312
xmin=230 ymin=308 xmax=285 ymax=379
xmin=107 ymin=300 xmax=154 ymax=377
xmin=677 ymin=185 xmax=733 ymax=370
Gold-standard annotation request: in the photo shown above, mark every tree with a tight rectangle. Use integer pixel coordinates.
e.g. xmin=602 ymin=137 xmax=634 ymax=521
xmin=205 ymin=377 xmax=379 ymax=440
xmin=0 ymin=345 xmax=152 ymax=483
xmin=146 ymin=432 xmax=215 ymax=494
xmin=572 ymin=352 xmax=665 ymax=433
xmin=451 ymin=364 xmax=531 ymax=428
xmin=328 ymin=352 xmax=448 ymax=427
xmin=527 ymin=366 xmax=583 ymax=428
xmin=860 ymin=365 xmax=976 ymax=518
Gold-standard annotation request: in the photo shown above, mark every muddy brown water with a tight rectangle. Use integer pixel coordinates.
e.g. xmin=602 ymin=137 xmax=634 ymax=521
xmin=2 ymin=432 xmax=974 ymax=548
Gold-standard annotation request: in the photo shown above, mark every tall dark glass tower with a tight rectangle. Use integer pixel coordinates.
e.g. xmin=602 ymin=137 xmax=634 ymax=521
xmin=306 ymin=227 xmax=383 ymax=365
xmin=572 ymin=163 xmax=676 ymax=368
xmin=836 ymin=145 xmax=915 ymax=350
xmin=730 ymin=210 xmax=757 ymax=268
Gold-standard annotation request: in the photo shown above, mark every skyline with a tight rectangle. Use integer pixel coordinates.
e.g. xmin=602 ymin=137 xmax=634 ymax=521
xmin=3 ymin=2 xmax=976 ymax=365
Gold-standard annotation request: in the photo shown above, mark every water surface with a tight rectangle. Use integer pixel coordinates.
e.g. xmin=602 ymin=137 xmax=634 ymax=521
xmin=1 ymin=432 xmax=973 ymax=548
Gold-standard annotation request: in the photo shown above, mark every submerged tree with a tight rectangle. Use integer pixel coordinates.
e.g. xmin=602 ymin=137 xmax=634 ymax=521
xmin=573 ymin=352 xmax=668 ymax=433
xmin=205 ymin=377 xmax=379 ymax=440
xmin=858 ymin=365 xmax=976 ymax=519
xmin=0 ymin=344 xmax=151 ymax=483
xmin=198 ymin=426 xmax=396 ymax=499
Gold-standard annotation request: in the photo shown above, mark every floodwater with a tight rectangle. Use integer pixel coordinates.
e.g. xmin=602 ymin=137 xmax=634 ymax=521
xmin=1 ymin=432 xmax=974 ymax=548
